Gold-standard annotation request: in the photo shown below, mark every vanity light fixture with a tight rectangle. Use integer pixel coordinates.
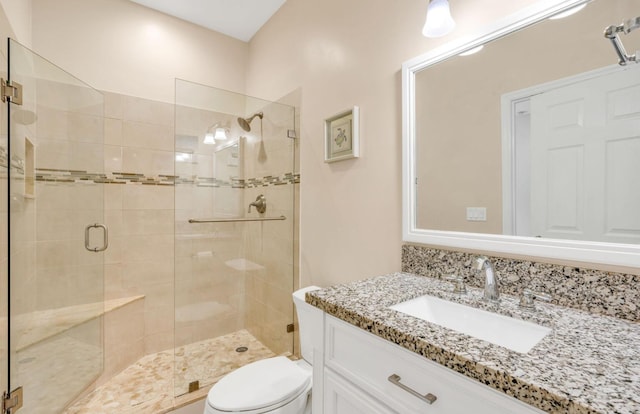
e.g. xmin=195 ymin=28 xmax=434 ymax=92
xmin=422 ymin=0 xmax=456 ymax=38
xmin=549 ymin=3 xmax=586 ymax=20
xmin=204 ymin=123 xmax=229 ymax=144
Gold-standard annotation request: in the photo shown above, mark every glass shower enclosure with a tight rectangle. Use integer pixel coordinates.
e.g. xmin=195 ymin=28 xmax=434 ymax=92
xmin=174 ymin=79 xmax=297 ymax=397
xmin=6 ymin=39 xmax=105 ymax=413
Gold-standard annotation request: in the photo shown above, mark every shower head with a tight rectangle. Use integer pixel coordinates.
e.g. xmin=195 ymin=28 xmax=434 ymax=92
xmin=237 ymin=112 xmax=263 ymax=132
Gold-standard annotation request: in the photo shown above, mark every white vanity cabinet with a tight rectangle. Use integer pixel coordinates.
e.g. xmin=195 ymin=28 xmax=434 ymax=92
xmin=319 ymin=314 xmax=545 ymax=414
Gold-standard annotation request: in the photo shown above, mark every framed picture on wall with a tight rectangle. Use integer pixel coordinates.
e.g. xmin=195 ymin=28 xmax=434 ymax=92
xmin=324 ymin=106 xmax=359 ymax=163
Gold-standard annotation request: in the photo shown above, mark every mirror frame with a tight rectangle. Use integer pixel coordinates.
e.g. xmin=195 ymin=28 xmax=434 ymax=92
xmin=402 ymin=0 xmax=640 ymax=268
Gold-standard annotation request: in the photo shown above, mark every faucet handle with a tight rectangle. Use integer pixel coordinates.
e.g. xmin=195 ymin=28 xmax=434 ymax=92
xmin=446 ymin=274 xmax=467 ymax=294
xmin=248 ymin=194 xmax=267 ymax=214
xmin=519 ymin=288 xmax=552 ymax=310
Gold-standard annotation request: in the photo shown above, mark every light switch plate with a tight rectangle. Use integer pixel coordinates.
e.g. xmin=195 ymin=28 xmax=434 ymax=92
xmin=466 ymin=207 xmax=487 ymax=221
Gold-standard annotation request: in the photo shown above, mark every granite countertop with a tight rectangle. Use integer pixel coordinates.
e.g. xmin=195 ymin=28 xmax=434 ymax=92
xmin=306 ymin=272 xmax=640 ymax=414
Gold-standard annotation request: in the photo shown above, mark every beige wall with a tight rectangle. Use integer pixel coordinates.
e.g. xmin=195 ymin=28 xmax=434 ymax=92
xmin=0 ymin=0 xmax=31 ymax=48
xmin=245 ymin=0 xmax=541 ymax=287
xmin=31 ymin=0 xmax=248 ymax=104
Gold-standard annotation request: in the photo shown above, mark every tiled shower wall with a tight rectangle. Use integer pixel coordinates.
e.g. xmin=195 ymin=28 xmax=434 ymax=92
xmin=173 ymin=103 xmax=247 ymax=351
xmin=101 ymin=92 xmax=176 ymax=371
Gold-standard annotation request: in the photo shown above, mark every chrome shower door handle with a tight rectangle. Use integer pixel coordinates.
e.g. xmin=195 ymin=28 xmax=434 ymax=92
xmin=85 ymin=223 xmax=109 ymax=252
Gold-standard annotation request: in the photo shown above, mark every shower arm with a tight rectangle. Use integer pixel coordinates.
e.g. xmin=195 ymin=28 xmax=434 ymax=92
xmin=604 ymin=17 xmax=640 ymax=66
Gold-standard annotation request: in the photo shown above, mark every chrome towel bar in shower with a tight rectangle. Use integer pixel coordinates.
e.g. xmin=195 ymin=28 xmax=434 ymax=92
xmin=188 ymin=216 xmax=286 ymax=223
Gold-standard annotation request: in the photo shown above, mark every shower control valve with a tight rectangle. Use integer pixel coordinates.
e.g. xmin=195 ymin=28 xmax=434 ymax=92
xmin=248 ymin=194 xmax=267 ymax=214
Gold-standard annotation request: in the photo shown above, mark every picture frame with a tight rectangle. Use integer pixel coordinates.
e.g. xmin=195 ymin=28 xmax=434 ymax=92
xmin=324 ymin=106 xmax=359 ymax=163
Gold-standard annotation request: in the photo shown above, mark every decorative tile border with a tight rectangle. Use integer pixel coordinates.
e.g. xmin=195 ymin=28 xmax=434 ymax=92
xmin=0 ymin=146 xmax=301 ymax=188
xmin=0 ymin=146 xmax=7 ymax=171
xmin=34 ymin=168 xmax=299 ymax=188
xmin=401 ymin=244 xmax=640 ymax=322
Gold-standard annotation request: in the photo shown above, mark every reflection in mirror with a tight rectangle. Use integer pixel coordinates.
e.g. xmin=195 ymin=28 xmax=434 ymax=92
xmin=213 ymin=141 xmax=242 ymax=218
xmin=414 ymin=0 xmax=640 ymax=244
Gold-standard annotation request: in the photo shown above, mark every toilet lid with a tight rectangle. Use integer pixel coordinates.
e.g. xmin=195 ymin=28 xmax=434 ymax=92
xmin=207 ymin=356 xmax=311 ymax=412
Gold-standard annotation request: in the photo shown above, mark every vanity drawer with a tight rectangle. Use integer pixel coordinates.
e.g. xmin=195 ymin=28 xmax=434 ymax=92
xmin=324 ymin=368 xmax=394 ymax=414
xmin=324 ymin=315 xmax=543 ymax=414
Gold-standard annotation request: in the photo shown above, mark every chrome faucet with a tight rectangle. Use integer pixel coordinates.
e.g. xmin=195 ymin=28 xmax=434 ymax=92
xmin=474 ymin=256 xmax=500 ymax=302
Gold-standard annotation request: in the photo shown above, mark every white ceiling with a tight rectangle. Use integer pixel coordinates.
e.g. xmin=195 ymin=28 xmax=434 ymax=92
xmin=128 ymin=0 xmax=287 ymax=42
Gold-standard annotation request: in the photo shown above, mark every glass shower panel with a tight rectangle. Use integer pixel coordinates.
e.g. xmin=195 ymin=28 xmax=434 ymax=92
xmin=0 ymin=46 xmax=9 ymax=410
xmin=174 ymin=79 xmax=295 ymax=397
xmin=8 ymin=39 xmax=105 ymax=413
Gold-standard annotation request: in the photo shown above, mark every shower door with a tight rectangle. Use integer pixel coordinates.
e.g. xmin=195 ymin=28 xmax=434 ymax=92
xmin=6 ymin=39 xmax=105 ymax=413
xmin=174 ymin=79 xmax=296 ymax=397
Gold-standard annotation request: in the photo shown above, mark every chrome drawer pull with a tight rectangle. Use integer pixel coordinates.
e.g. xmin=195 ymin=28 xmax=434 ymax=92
xmin=388 ymin=374 xmax=437 ymax=405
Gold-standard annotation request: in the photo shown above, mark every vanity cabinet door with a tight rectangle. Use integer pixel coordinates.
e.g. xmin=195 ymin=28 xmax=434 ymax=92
xmin=324 ymin=368 xmax=395 ymax=414
xmin=324 ymin=315 xmax=544 ymax=414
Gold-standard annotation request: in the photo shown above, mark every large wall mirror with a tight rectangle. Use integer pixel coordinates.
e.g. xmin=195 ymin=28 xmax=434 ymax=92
xmin=403 ymin=0 xmax=640 ymax=267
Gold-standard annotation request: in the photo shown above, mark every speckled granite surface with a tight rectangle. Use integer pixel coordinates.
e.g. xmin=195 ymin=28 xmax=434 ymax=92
xmin=307 ymin=273 xmax=640 ymax=414
xmin=402 ymin=245 xmax=640 ymax=322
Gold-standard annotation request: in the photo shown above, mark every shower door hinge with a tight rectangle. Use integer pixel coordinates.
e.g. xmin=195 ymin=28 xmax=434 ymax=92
xmin=286 ymin=323 xmax=295 ymax=333
xmin=2 ymin=387 xmax=23 ymax=414
xmin=1 ymin=79 xmax=23 ymax=105
xmin=188 ymin=381 xmax=200 ymax=393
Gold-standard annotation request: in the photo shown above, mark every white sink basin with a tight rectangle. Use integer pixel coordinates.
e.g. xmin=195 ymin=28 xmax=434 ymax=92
xmin=390 ymin=295 xmax=551 ymax=353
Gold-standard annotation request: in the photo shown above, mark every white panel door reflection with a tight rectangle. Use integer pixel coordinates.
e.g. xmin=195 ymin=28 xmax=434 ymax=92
xmin=529 ymin=65 xmax=640 ymax=243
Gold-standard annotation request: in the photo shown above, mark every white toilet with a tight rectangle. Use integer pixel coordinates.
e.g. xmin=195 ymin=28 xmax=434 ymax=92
xmin=204 ymin=286 xmax=322 ymax=414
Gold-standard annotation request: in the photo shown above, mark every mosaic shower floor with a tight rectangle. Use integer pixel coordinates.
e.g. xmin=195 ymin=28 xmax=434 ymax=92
xmin=64 ymin=330 xmax=277 ymax=414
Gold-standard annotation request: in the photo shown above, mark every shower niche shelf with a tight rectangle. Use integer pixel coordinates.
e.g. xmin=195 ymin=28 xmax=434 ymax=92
xmin=24 ymin=136 xmax=35 ymax=198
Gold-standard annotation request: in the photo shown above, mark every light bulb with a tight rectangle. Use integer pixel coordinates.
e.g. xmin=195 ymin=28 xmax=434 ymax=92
xmin=422 ymin=0 xmax=456 ymax=38
xmin=203 ymin=132 xmax=215 ymax=145
xmin=214 ymin=127 xmax=227 ymax=140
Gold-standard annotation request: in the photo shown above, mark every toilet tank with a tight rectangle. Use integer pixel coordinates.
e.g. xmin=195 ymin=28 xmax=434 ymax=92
xmin=292 ymin=286 xmax=323 ymax=364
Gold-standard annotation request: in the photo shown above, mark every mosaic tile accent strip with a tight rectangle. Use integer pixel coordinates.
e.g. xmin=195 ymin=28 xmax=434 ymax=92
xmin=0 ymin=146 xmax=8 ymax=170
xmin=34 ymin=168 xmax=299 ymax=188
xmin=244 ymin=173 xmax=300 ymax=188
xmin=401 ymin=245 xmax=640 ymax=322
xmin=307 ymin=273 xmax=640 ymax=414
xmin=0 ymin=147 xmax=301 ymax=187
